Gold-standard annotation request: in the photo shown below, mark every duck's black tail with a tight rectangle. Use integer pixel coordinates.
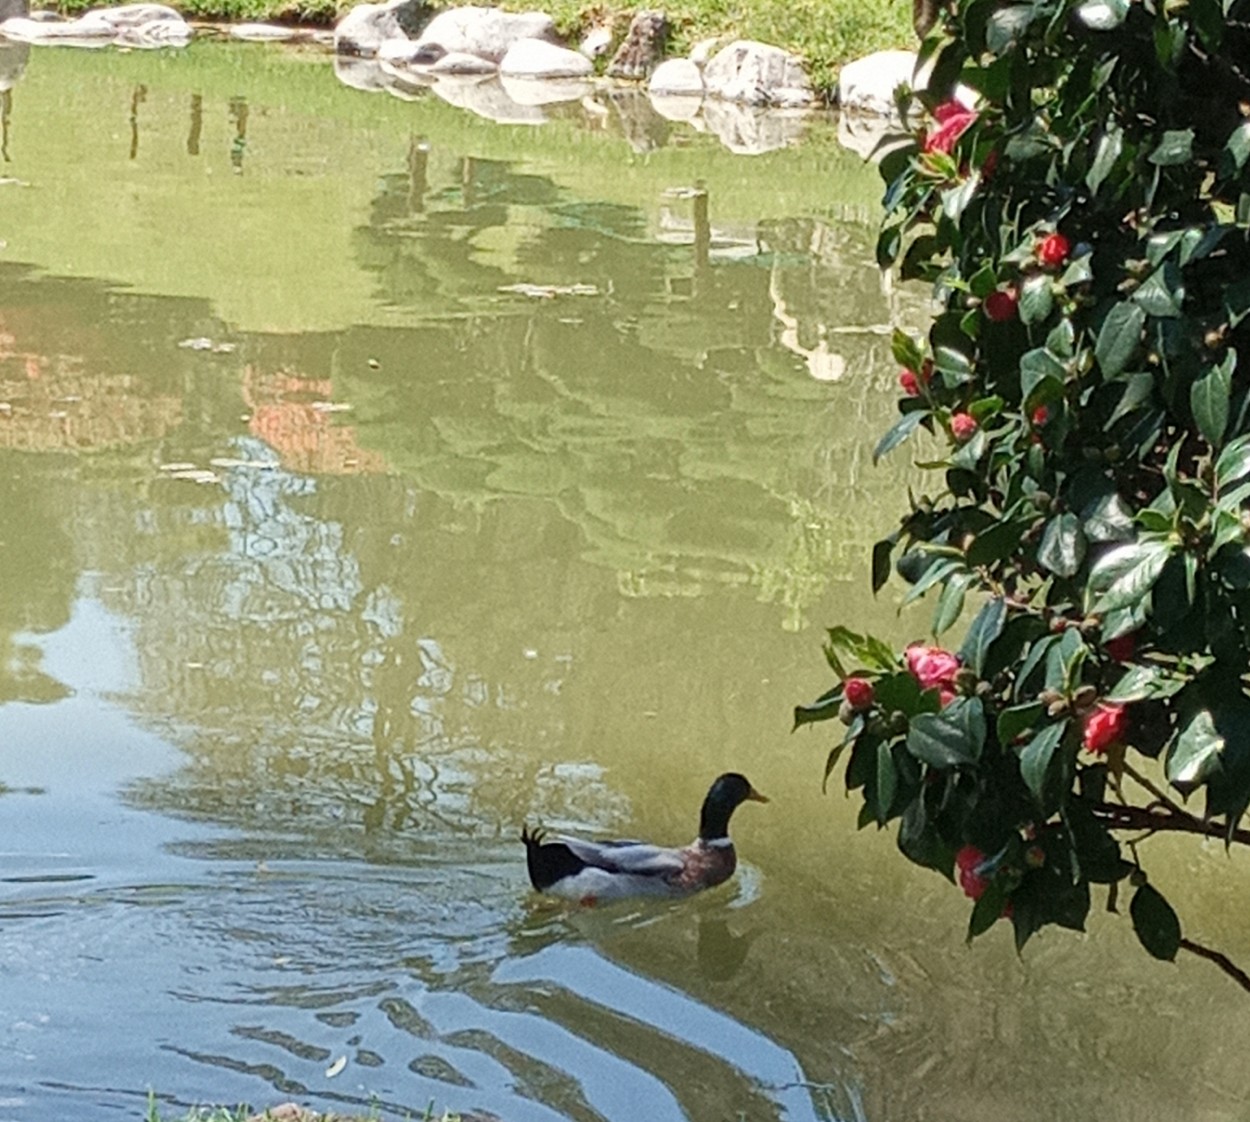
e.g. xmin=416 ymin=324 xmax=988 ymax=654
xmin=521 ymin=825 xmax=587 ymax=892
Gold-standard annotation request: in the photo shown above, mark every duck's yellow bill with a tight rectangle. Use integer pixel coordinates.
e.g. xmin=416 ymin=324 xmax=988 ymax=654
xmin=747 ymin=788 xmax=770 ymax=803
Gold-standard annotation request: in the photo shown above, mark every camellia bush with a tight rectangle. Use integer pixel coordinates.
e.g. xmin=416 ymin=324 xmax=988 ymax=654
xmin=800 ymin=0 xmax=1250 ymax=969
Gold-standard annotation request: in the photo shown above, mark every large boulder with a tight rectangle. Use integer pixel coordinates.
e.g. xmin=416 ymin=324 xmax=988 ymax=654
xmin=605 ymin=9 xmax=666 ymax=79
xmin=702 ymin=40 xmax=814 ymax=107
xmin=0 ymin=0 xmax=29 ymax=19
xmin=647 ymin=56 xmax=703 ymax=97
xmin=836 ymin=49 xmax=917 ymax=116
xmin=498 ymin=36 xmax=591 ymax=79
xmin=413 ymin=6 xmax=557 ymax=63
xmin=333 ymin=0 xmax=426 ymax=57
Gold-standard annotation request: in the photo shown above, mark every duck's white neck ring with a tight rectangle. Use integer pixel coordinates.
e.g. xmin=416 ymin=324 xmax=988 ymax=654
xmin=702 ymin=836 xmax=734 ymax=849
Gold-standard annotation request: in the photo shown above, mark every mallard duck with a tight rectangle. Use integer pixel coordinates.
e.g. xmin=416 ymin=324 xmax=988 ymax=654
xmin=521 ymin=772 xmax=768 ymax=904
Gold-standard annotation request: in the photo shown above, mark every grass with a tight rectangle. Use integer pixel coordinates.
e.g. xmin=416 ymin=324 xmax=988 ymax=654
xmin=47 ymin=0 xmax=915 ymax=94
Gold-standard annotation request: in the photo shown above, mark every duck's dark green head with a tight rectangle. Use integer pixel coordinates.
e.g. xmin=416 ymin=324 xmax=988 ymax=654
xmin=699 ymin=772 xmax=768 ymax=841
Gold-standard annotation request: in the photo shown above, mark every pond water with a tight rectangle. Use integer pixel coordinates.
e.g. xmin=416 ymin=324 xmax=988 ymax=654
xmin=2 ymin=38 xmax=1250 ymax=1122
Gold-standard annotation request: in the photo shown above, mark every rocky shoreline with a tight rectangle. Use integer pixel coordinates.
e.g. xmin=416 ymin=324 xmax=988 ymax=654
xmin=0 ymin=0 xmax=947 ymax=157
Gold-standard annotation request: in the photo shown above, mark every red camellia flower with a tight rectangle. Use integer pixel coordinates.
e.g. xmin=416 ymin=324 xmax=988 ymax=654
xmin=1083 ymin=702 xmax=1128 ymax=754
xmin=1037 ymin=232 xmax=1071 ymax=269
xmin=844 ymin=677 xmax=875 ymax=710
xmin=955 ymin=845 xmax=990 ymax=900
xmin=1105 ymin=633 xmax=1136 ymax=663
xmin=984 ymin=288 xmax=1019 ymax=322
xmin=923 ymin=100 xmax=979 ymax=155
xmin=899 ymin=368 xmax=921 ymax=396
xmin=950 ymin=412 xmax=978 ymax=442
xmin=1031 ymin=404 xmax=1051 ymax=427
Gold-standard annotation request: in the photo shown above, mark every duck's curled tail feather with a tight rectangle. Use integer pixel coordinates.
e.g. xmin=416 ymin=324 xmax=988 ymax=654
xmin=521 ymin=824 xmax=588 ymax=892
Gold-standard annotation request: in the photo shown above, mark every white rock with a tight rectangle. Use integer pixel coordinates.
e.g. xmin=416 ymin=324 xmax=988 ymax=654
xmin=377 ymin=36 xmax=444 ymax=64
xmin=228 ymin=22 xmax=309 ymax=41
xmin=334 ymin=0 xmax=424 ymax=57
xmin=688 ymin=36 xmax=722 ymax=66
xmin=703 ymin=39 xmax=814 ymax=107
xmin=498 ymin=36 xmax=591 ymax=79
xmin=836 ymin=49 xmax=917 ymax=116
xmin=0 ymin=11 xmax=113 ymax=39
xmin=428 ymin=49 xmax=496 ymax=74
xmin=578 ymin=23 xmax=612 ymax=57
xmin=414 ymin=6 xmax=556 ymax=63
xmin=647 ymin=56 xmax=702 ymax=97
xmin=500 ymin=72 xmax=590 ymax=104
xmin=95 ymin=3 xmax=182 ymax=27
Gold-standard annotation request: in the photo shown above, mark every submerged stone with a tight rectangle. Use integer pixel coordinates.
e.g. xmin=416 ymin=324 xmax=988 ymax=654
xmin=498 ymin=36 xmax=592 ymax=79
xmin=703 ymin=39 xmax=814 ymax=107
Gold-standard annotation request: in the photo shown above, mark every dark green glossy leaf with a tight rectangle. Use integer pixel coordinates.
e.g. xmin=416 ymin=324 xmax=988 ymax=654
xmin=871 ymin=537 xmax=894 ymax=595
xmin=967 ymin=876 xmax=1011 ymax=940
xmin=986 ymin=3 xmax=1036 ymax=51
xmin=1087 ymin=539 xmax=1174 ymax=613
xmin=1148 ymin=129 xmax=1194 ymax=167
xmin=1167 ymin=709 xmax=1224 ymax=788
xmin=907 ymin=697 xmax=987 ymax=767
xmin=1130 ymin=883 xmax=1181 ymax=961
xmin=1038 ymin=512 xmax=1086 ymax=577
xmin=1224 ymin=279 xmax=1250 ymax=329
xmin=1192 ymin=350 xmax=1235 ymax=447
xmin=1131 ymin=263 xmax=1184 ymax=318
xmin=934 ymin=345 xmax=974 ymax=383
xmin=1227 ymin=122 xmax=1250 ymax=171
xmin=998 ymin=701 xmax=1043 ymax=745
xmin=933 ymin=571 xmax=971 ymax=635
xmin=1086 ymin=125 xmax=1123 ymax=195
xmin=1096 ymin=303 xmax=1145 ymax=378
xmin=1020 ymin=721 xmax=1066 ymax=802
xmin=1020 ymin=347 xmax=1067 ymax=401
xmin=875 ymin=741 xmax=898 ymax=824
xmin=874 ymin=409 xmax=929 ymax=463
xmin=794 ymin=686 xmax=840 ymax=729
xmin=1106 ymin=664 xmax=1186 ymax=703
xmin=826 ymin=625 xmax=899 ymax=671
xmin=1082 ymin=492 xmax=1135 ymax=543
xmin=959 ymin=596 xmax=1007 ymax=674
xmin=875 ymin=670 xmax=941 ymax=718
xmin=1019 ymin=274 xmax=1055 ymax=325
xmin=967 ymin=519 xmax=1029 ymax=568
xmin=1215 ymin=433 xmax=1250 ymax=490
xmin=891 ymin=329 xmax=925 ymax=372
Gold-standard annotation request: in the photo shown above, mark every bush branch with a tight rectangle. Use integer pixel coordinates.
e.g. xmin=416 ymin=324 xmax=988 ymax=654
xmin=1179 ymin=937 xmax=1250 ymax=995
xmin=1092 ymin=801 xmax=1250 ymax=847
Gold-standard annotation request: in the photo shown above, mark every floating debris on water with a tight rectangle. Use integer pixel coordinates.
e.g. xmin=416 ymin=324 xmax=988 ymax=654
xmin=177 ymin=337 xmax=237 ymax=353
xmin=310 ymin=401 xmax=352 ymax=413
xmin=209 ymin=457 xmax=278 ymax=470
xmin=498 ymin=282 xmax=600 ymax=299
xmin=325 ymin=1056 xmax=347 ymax=1079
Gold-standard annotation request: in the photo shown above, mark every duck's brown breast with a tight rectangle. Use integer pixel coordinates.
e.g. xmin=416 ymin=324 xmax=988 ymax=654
xmin=671 ymin=842 xmax=736 ymax=892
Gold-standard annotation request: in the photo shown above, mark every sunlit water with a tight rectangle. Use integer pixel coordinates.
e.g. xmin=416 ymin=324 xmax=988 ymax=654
xmin=2 ymin=38 xmax=1250 ymax=1122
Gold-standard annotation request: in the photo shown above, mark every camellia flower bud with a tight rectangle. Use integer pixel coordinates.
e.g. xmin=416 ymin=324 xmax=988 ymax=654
xmin=1105 ymin=632 xmax=1136 ymax=662
xmin=954 ymin=845 xmax=990 ymax=900
xmin=950 ymin=412 xmax=979 ymax=442
xmin=1031 ymin=404 xmax=1051 ymax=427
xmin=1083 ymin=702 xmax=1128 ymax=754
xmin=984 ymin=288 xmax=1019 ymax=322
xmin=1036 ymin=232 xmax=1071 ymax=268
xmin=843 ymin=677 xmax=875 ymax=711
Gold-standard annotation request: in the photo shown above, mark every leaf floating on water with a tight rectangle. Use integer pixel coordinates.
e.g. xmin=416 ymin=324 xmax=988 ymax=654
xmin=209 ymin=457 xmax=278 ymax=470
xmin=497 ymin=282 xmax=600 ymax=299
xmin=177 ymin=337 xmax=236 ymax=353
xmin=0 ymin=178 xmax=31 ymax=188
xmin=166 ymin=469 xmax=220 ymax=484
xmin=158 ymin=462 xmax=199 ymax=472
xmin=325 ymin=1055 xmax=347 ymax=1079
xmin=310 ymin=401 xmax=352 ymax=413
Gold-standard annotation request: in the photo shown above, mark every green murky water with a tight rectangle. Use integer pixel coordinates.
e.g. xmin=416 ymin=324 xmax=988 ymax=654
xmin=2 ymin=38 xmax=1250 ymax=1122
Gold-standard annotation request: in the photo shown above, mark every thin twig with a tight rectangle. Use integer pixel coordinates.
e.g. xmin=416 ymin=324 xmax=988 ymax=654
xmin=1179 ymin=937 xmax=1250 ymax=995
xmin=1093 ymin=802 xmax=1250 ymax=847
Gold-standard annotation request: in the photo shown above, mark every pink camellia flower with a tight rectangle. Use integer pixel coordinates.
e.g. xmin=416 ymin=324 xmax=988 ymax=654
xmin=1083 ymin=702 xmax=1128 ymax=754
xmin=905 ymin=645 xmax=961 ymax=706
xmin=1037 ymin=232 xmax=1071 ymax=269
xmin=899 ymin=368 xmax=921 ymax=396
xmin=844 ymin=677 xmax=875 ymax=711
xmin=1105 ymin=633 xmax=1136 ymax=663
xmin=984 ymin=288 xmax=1019 ymax=322
xmin=950 ymin=412 xmax=978 ymax=443
xmin=955 ymin=844 xmax=990 ymax=900
xmin=923 ymin=100 xmax=979 ymax=155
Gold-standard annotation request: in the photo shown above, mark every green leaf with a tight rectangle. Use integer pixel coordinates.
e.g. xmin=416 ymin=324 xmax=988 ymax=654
xmin=997 ymin=701 xmax=1043 ymax=745
xmin=1086 ymin=126 xmax=1123 ymax=195
xmin=1167 ymin=709 xmax=1225 ymax=788
xmin=1020 ymin=722 xmax=1066 ymax=802
xmin=902 ymin=557 xmax=964 ymax=605
xmin=967 ymin=876 xmax=1011 ymax=940
xmin=967 ymin=519 xmax=1029 ymax=568
xmin=826 ymin=626 xmax=899 ymax=671
xmin=874 ymin=409 xmax=929 ymax=463
xmin=1087 ymin=539 xmax=1174 ymax=613
xmin=986 ymin=3 xmax=1036 ymax=51
xmin=1215 ymin=433 xmax=1250 ymax=490
xmin=906 ymin=698 xmax=987 ymax=767
xmin=1131 ymin=262 xmax=1184 ymax=319
xmin=1082 ymin=492 xmax=1135 ymax=543
xmin=1038 ymin=512 xmax=1086 ymax=577
xmin=875 ymin=670 xmax=939 ymax=718
xmin=959 ymin=596 xmax=1007 ymax=674
xmin=1224 ymin=279 xmax=1250 ymax=329
xmin=1020 ymin=347 xmax=1067 ymax=401
xmin=1107 ymin=664 xmax=1186 ymax=702
xmin=891 ymin=329 xmax=924 ymax=372
xmin=875 ymin=741 xmax=898 ymax=824
xmin=1130 ymin=883 xmax=1181 ymax=961
xmin=871 ymin=537 xmax=894 ymax=595
xmin=1075 ymin=0 xmax=1128 ymax=28
xmin=794 ymin=687 xmax=841 ymax=729
xmin=933 ymin=571 xmax=971 ymax=635
xmin=1096 ymin=303 xmax=1146 ymax=378
xmin=933 ymin=345 xmax=974 ymax=384
xmin=1019 ymin=274 xmax=1055 ymax=325
xmin=1192 ymin=350 xmax=1235 ymax=447
xmin=1148 ymin=129 xmax=1194 ymax=167
xmin=1227 ymin=122 xmax=1250 ymax=171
